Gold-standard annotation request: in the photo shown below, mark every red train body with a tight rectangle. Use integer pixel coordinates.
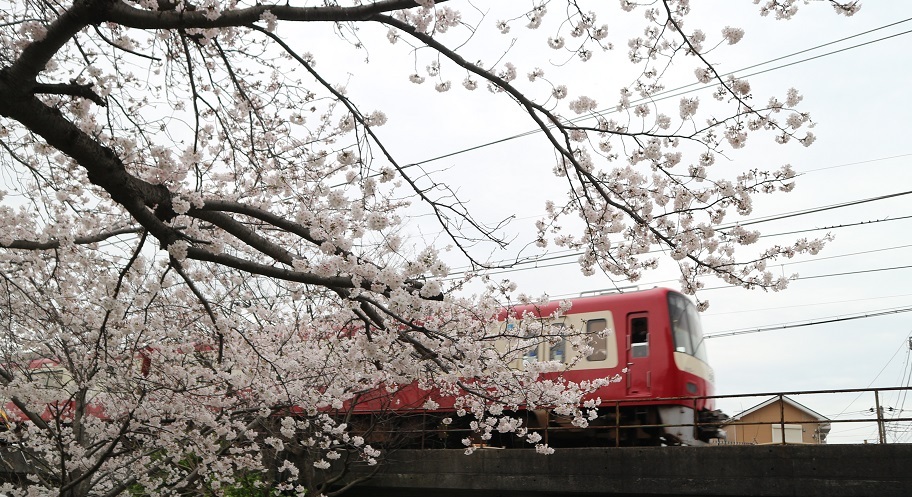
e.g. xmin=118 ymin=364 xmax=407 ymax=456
xmin=353 ymin=287 xmax=727 ymax=446
xmin=506 ymin=286 xmax=726 ymax=445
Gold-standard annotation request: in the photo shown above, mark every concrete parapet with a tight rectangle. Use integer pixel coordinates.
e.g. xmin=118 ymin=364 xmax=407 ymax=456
xmin=340 ymin=444 xmax=912 ymax=496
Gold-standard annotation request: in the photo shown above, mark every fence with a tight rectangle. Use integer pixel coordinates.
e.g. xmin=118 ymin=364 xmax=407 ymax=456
xmin=374 ymin=386 xmax=912 ymax=448
xmin=708 ymin=386 xmax=912 ymax=445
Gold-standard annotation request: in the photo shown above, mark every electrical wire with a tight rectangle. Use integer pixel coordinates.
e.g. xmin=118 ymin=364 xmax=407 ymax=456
xmin=802 ymin=153 xmax=912 ymax=173
xmin=718 ymin=191 xmax=912 ymax=229
xmin=703 ymin=305 xmax=912 ymax=339
xmin=703 ymin=293 xmax=912 ymax=317
xmin=418 ymin=152 xmax=911 ymax=237
xmin=893 ymin=341 xmax=912 ymax=441
xmin=400 ymin=19 xmax=912 ymax=169
xmin=764 ymin=214 xmax=912 ymax=238
xmin=444 ymin=221 xmax=912 ymax=284
xmin=441 ymin=186 xmax=912 ymax=279
xmin=796 ymin=264 xmax=912 ymax=281
xmin=831 ymin=336 xmax=912 ymax=438
xmin=448 ymin=191 xmax=912 ymax=280
xmin=336 ymin=19 xmax=912 ymax=190
xmin=758 ymin=244 xmax=912 ymax=267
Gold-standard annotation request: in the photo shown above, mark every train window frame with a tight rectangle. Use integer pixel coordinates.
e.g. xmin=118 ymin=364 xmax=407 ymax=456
xmin=630 ymin=315 xmax=649 ymax=358
xmin=686 ymin=302 xmax=708 ymax=363
xmin=33 ymin=368 xmax=72 ymax=390
xmin=585 ymin=319 xmax=608 ymax=362
xmin=668 ymin=292 xmax=709 ymax=363
xmin=549 ymin=323 xmax=566 ymax=363
xmin=522 ymin=327 xmax=540 ymax=364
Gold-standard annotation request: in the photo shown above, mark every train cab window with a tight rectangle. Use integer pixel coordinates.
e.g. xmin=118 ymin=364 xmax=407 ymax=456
xmin=585 ymin=319 xmax=608 ymax=362
xmin=671 ymin=316 xmax=692 ymax=355
xmin=549 ymin=323 xmax=566 ymax=363
xmin=630 ymin=316 xmax=648 ymax=358
xmin=668 ymin=292 xmax=709 ymax=363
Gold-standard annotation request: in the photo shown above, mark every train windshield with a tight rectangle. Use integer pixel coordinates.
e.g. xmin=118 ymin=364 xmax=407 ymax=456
xmin=668 ymin=292 xmax=708 ymax=363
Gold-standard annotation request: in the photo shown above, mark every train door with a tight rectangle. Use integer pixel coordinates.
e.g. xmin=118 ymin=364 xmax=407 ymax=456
xmin=625 ymin=313 xmax=651 ymax=396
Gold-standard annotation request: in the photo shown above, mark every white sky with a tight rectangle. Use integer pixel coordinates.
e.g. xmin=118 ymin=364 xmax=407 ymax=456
xmin=302 ymin=1 xmax=912 ymax=444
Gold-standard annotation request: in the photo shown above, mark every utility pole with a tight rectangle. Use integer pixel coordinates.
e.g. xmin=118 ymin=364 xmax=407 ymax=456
xmin=874 ymin=390 xmax=886 ymax=444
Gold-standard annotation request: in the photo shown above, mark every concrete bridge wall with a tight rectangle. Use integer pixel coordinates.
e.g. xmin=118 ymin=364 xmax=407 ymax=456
xmin=341 ymin=444 xmax=912 ymax=497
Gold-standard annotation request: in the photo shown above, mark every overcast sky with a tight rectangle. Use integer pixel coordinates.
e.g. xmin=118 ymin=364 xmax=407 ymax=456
xmin=305 ymin=1 xmax=912 ymax=444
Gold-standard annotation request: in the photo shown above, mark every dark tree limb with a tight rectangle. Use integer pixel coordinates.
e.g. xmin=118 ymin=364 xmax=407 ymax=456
xmin=1 ymin=227 xmax=142 ymax=250
xmin=32 ymin=81 xmax=105 ymax=106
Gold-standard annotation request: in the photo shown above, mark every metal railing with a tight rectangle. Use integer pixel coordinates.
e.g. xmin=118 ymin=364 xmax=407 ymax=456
xmin=706 ymin=386 xmax=912 ymax=445
xmin=367 ymin=386 xmax=912 ymax=448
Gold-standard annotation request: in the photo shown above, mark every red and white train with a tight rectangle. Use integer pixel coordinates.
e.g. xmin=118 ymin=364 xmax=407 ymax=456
xmin=351 ymin=287 xmax=727 ymax=447
xmin=499 ymin=286 xmax=726 ymax=446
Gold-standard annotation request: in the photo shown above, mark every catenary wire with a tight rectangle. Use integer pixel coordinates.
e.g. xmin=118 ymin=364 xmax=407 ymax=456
xmin=332 ymin=18 xmax=912 ymax=191
xmin=442 ymin=187 xmax=912 ymax=280
xmin=702 ymin=292 xmax=912 ymax=317
xmin=703 ymin=305 xmax=912 ymax=339
xmin=834 ymin=336 xmax=911 ymax=419
xmin=396 ymin=19 xmax=912 ymax=169
xmin=448 ymin=241 xmax=912 ymax=284
xmin=420 ymin=152 xmax=910 ymax=236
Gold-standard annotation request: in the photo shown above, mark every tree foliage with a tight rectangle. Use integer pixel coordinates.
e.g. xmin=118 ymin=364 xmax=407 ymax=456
xmin=0 ymin=0 xmax=858 ymax=495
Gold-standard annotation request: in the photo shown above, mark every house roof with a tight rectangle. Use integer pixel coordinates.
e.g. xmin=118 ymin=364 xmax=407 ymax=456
xmin=730 ymin=395 xmax=830 ymax=422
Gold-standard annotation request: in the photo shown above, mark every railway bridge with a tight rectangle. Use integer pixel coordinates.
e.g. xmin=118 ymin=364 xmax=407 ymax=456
xmin=339 ymin=444 xmax=911 ymax=497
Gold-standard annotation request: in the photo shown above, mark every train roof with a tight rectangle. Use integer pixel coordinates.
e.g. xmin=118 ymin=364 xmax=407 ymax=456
xmin=505 ymin=287 xmax=680 ymax=319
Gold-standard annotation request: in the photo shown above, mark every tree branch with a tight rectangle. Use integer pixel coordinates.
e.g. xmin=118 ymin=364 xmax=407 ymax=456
xmin=1 ymin=227 xmax=142 ymax=250
xmin=32 ymin=81 xmax=105 ymax=106
xmin=105 ymin=0 xmax=446 ymax=29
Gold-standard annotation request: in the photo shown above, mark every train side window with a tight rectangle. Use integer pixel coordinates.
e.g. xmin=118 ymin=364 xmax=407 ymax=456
xmin=586 ymin=319 xmax=608 ymax=362
xmin=549 ymin=323 xmax=566 ymax=363
xmin=523 ymin=328 xmax=539 ymax=363
xmin=630 ymin=316 xmax=648 ymax=358
xmin=34 ymin=368 xmax=71 ymax=390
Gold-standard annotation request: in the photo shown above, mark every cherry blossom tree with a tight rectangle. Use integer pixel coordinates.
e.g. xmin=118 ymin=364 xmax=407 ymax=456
xmin=0 ymin=0 xmax=859 ymax=496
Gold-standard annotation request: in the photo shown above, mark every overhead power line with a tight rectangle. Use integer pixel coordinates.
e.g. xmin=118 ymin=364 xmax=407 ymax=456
xmin=444 ymin=188 xmax=912 ymax=279
xmin=404 ymin=18 xmax=912 ymax=169
xmin=802 ymin=153 xmax=912 ymax=173
xmin=475 ymin=152 xmax=911 ymax=227
xmin=766 ymin=214 xmax=912 ymax=238
xmin=702 ymin=292 xmax=912 ymax=317
xmin=704 ymin=305 xmax=912 ymax=339
xmin=451 ymin=243 xmax=912 ymax=285
xmin=720 ymin=190 xmax=912 ymax=229
xmin=797 ymin=264 xmax=912 ymax=281
xmin=590 ymin=261 xmax=912 ymax=299
xmin=835 ymin=336 xmax=912 ymax=419
xmin=693 ymin=263 xmax=912 ymax=293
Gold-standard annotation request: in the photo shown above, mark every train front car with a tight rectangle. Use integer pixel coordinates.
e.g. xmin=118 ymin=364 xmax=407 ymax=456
xmin=660 ymin=290 xmax=728 ymax=444
xmin=513 ymin=287 xmax=726 ymax=446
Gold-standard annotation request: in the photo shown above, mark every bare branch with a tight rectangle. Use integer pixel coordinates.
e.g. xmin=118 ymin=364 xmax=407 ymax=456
xmin=1 ymin=227 xmax=143 ymax=250
xmin=32 ymin=81 xmax=105 ymax=106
